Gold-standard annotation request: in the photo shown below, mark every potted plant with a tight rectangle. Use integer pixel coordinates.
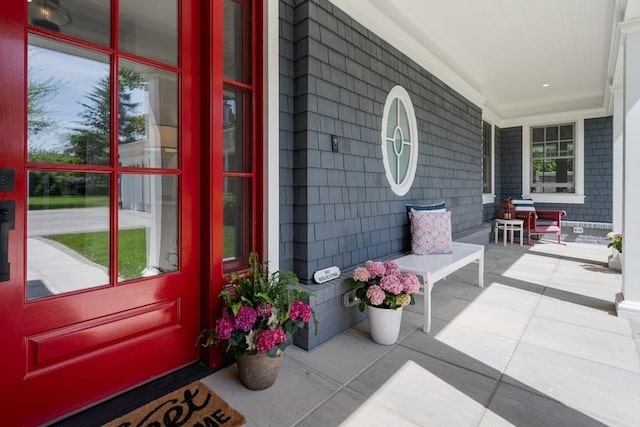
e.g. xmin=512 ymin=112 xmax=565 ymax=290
xmin=606 ymin=231 xmax=623 ymax=270
xmin=346 ymin=260 xmax=420 ymax=345
xmin=201 ymin=252 xmax=315 ymax=390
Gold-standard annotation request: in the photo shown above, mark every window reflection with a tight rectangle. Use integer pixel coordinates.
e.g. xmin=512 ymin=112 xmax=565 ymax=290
xmin=223 ymin=88 xmax=250 ymax=172
xmin=27 ymin=171 xmax=110 ymax=300
xmin=28 ymin=36 xmax=110 ymax=165
xmin=223 ymin=177 xmax=251 ymax=263
xmin=118 ymin=174 xmax=178 ymax=281
xmin=118 ymin=60 xmax=179 ymax=169
xmin=28 ymin=0 xmax=111 ymax=46
xmin=224 ymin=0 xmax=246 ymax=82
xmin=119 ymin=0 xmax=178 ymax=65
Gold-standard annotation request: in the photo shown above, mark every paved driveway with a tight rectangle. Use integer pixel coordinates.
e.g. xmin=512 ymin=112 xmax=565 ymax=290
xmin=28 ymin=207 xmax=151 ymax=237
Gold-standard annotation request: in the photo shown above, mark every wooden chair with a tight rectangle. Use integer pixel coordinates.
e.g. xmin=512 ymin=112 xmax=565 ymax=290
xmin=512 ymin=199 xmax=566 ymax=245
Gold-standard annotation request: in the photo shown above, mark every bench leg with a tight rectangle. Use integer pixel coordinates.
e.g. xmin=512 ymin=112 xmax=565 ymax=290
xmin=478 ymin=252 xmax=484 ymax=288
xmin=423 ymin=275 xmax=432 ymax=333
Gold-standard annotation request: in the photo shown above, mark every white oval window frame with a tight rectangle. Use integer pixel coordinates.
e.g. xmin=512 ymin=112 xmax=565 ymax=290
xmin=380 ymin=85 xmax=419 ymax=196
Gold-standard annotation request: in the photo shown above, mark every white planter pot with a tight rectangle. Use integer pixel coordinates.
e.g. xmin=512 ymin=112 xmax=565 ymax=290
xmin=367 ymin=305 xmax=403 ymax=345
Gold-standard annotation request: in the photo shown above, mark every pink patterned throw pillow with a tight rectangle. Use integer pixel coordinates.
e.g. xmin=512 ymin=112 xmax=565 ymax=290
xmin=410 ymin=210 xmax=453 ymax=254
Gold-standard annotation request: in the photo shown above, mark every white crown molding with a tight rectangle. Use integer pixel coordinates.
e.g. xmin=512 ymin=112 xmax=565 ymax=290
xmin=604 ymin=0 xmax=627 ymax=115
xmin=620 ymin=16 xmax=640 ymax=34
xmin=501 ymin=108 xmax=608 ymax=128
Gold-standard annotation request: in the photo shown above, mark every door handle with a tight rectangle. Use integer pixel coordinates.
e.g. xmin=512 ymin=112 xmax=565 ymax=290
xmin=0 ymin=201 xmax=15 ymax=282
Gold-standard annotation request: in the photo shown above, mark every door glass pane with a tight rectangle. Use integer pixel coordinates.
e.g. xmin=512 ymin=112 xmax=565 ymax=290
xmin=119 ymin=0 xmax=178 ymax=65
xmin=223 ymin=177 xmax=251 ymax=261
xmin=118 ymin=174 xmax=178 ymax=281
xmin=28 ymin=0 xmax=111 ymax=46
xmin=223 ymin=88 xmax=250 ymax=172
xmin=27 ymin=171 xmax=110 ymax=300
xmin=224 ymin=0 xmax=246 ymax=82
xmin=118 ymin=60 xmax=179 ymax=169
xmin=28 ymin=36 xmax=110 ymax=165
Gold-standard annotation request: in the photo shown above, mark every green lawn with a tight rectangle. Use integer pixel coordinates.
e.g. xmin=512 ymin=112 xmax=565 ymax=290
xmin=48 ymin=226 xmax=237 ymax=279
xmin=29 ymin=195 xmax=109 ymax=210
xmin=224 ymin=225 xmax=235 ymax=258
xmin=49 ymin=228 xmax=147 ymax=280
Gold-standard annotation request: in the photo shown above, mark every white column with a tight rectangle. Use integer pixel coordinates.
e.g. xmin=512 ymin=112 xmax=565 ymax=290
xmin=617 ymin=18 xmax=640 ymax=322
xmin=611 ymin=89 xmax=623 ymax=234
xmin=264 ymin=0 xmax=280 ymax=268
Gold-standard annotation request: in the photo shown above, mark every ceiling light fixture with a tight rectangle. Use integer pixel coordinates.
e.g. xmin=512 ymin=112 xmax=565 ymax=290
xmin=28 ymin=0 xmax=72 ymax=33
xmin=542 ymin=83 xmax=550 ymax=88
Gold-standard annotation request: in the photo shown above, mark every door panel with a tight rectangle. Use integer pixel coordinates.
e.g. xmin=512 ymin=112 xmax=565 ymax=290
xmin=0 ymin=2 xmax=202 ymax=425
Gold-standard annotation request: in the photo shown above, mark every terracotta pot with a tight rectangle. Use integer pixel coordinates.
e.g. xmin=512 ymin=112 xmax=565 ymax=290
xmin=367 ymin=305 xmax=403 ymax=345
xmin=236 ymin=351 xmax=283 ymax=390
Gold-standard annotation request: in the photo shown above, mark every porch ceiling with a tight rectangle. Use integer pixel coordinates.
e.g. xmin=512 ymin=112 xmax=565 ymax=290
xmin=330 ymin=0 xmax=630 ymax=123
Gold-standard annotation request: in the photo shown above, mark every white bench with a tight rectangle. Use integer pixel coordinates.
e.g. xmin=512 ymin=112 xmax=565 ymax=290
xmin=394 ymin=242 xmax=484 ymax=333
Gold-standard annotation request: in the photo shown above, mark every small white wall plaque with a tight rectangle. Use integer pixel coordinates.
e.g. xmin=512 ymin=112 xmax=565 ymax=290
xmin=313 ymin=266 xmax=341 ymax=284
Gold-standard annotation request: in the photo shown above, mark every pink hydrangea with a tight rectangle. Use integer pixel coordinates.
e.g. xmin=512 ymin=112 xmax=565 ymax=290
xmin=353 ymin=266 xmax=371 ymax=282
xmin=383 ymin=260 xmax=400 ymax=277
xmin=366 ymin=285 xmax=386 ymax=306
xmin=401 ymin=273 xmax=420 ymax=295
xmin=214 ymin=315 xmax=234 ymax=340
xmin=255 ymin=327 xmax=287 ymax=353
xmin=256 ymin=303 xmax=273 ymax=319
xmin=289 ymin=300 xmax=312 ymax=322
xmin=234 ymin=305 xmax=258 ymax=332
xmin=366 ymin=260 xmax=386 ymax=278
xmin=379 ymin=274 xmax=403 ymax=295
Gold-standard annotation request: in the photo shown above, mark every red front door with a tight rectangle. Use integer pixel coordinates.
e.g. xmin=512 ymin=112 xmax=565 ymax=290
xmin=0 ymin=2 xmax=202 ymax=425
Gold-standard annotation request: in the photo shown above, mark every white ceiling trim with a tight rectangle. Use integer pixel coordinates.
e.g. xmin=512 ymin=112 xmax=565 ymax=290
xmin=328 ymin=0 xmax=486 ymax=109
xmin=329 ymin=0 xmax=624 ymax=128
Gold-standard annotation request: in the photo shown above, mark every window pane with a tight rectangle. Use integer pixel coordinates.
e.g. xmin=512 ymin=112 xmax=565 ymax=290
xmin=28 ymin=36 xmax=110 ymax=165
xmin=386 ymin=142 xmax=398 ymax=183
xmin=398 ymin=101 xmax=409 ymax=137
xmin=397 ymin=142 xmax=411 ymax=183
xmin=545 ymin=126 xmax=558 ymax=141
xmin=223 ymin=177 xmax=252 ymax=263
xmin=560 ymin=124 xmax=573 ymax=140
xmin=118 ymin=60 xmax=179 ymax=169
xmin=482 ymin=121 xmax=492 ymax=193
xmin=223 ymin=88 xmax=251 ymax=172
xmin=559 ymin=141 xmax=572 ymax=156
xmin=386 ymin=99 xmax=398 ymax=138
xmin=532 ymin=143 xmax=544 ymax=158
xmin=28 ymin=0 xmax=111 ymax=46
xmin=118 ymin=174 xmax=178 ymax=281
xmin=27 ymin=171 xmax=110 ymax=300
xmin=482 ymin=159 xmax=491 ymax=193
xmin=545 ymin=143 xmax=558 ymax=157
xmin=119 ymin=0 xmax=177 ymax=65
xmin=224 ymin=0 xmax=247 ymax=82
xmin=532 ymin=127 xmax=544 ymax=143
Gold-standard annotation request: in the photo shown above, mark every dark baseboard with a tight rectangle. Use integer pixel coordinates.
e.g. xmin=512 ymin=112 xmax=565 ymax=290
xmin=51 ymin=362 xmax=213 ymax=427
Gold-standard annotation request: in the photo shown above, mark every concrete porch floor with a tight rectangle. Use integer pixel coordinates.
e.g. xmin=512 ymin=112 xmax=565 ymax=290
xmin=202 ymin=240 xmax=640 ymax=427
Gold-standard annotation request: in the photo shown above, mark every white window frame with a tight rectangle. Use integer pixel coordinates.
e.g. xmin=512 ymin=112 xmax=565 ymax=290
xmin=380 ymin=85 xmax=419 ymax=196
xmin=521 ymin=114 xmax=586 ymax=204
xmin=482 ymin=120 xmax=495 ymax=204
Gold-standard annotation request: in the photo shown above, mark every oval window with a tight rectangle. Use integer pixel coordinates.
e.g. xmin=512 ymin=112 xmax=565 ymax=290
xmin=381 ymin=85 xmax=418 ymax=196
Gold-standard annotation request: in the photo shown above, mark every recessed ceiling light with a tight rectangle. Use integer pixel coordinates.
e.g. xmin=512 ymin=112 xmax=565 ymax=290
xmin=542 ymin=83 xmax=550 ymax=88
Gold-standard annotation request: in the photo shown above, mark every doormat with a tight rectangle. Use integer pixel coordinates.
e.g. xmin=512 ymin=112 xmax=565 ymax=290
xmin=103 ymin=380 xmax=245 ymax=427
